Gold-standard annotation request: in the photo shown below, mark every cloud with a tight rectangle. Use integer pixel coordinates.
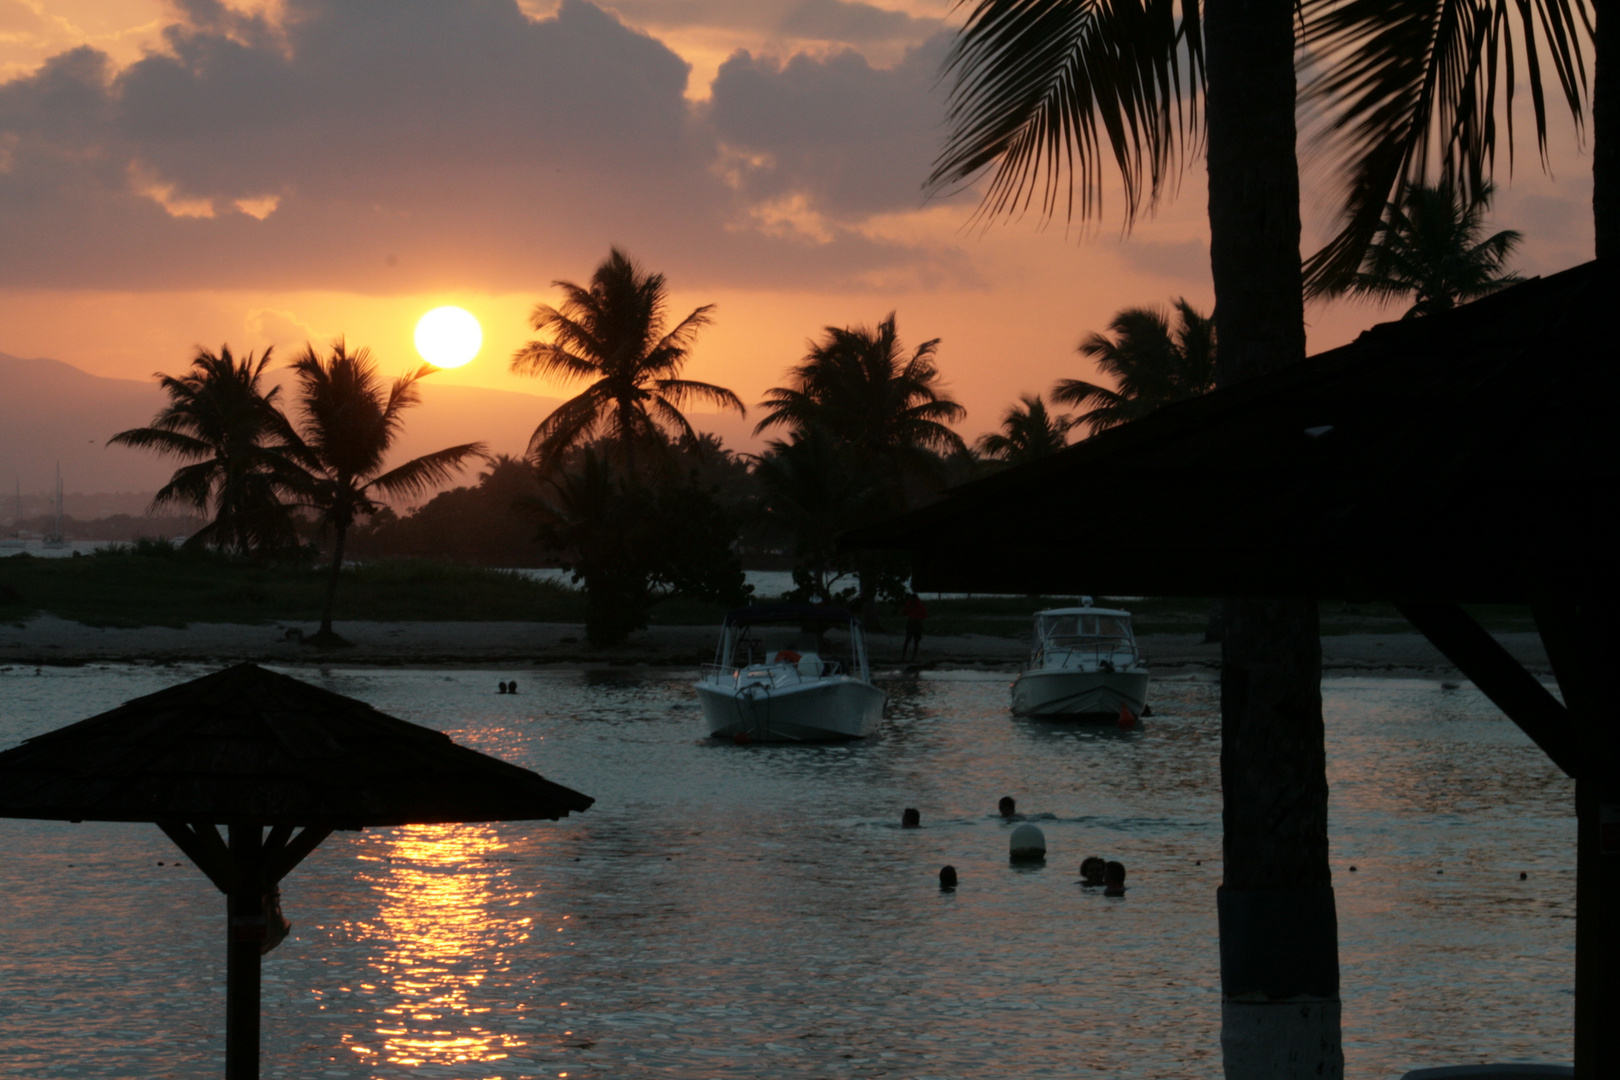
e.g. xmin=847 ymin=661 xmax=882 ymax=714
xmin=708 ymin=32 xmax=954 ymax=220
xmin=0 ymin=0 xmax=965 ymax=294
xmin=597 ymin=0 xmax=939 ymax=43
xmin=244 ymin=307 xmax=324 ymax=351
xmin=778 ymin=0 xmax=938 ymax=43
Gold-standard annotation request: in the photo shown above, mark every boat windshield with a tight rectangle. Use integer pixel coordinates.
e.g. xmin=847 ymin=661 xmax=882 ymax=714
xmin=725 ymin=624 xmax=861 ymax=677
xmin=1037 ymin=613 xmax=1132 ymax=645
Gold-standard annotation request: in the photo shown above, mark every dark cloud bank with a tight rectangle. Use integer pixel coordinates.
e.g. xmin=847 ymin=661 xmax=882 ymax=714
xmin=0 ymin=0 xmax=967 ymax=293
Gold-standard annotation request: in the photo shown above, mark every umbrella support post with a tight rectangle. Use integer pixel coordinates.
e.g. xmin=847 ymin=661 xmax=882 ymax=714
xmin=226 ymin=824 xmax=265 ymax=1080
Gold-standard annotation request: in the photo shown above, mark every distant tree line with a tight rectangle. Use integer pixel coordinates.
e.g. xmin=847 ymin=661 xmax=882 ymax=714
xmin=110 ymin=207 xmax=1521 ymax=645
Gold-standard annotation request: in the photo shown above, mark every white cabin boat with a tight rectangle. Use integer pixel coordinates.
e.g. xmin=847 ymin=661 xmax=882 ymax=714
xmin=1011 ymin=600 xmax=1150 ymax=720
xmin=696 ymin=603 xmax=886 ymax=742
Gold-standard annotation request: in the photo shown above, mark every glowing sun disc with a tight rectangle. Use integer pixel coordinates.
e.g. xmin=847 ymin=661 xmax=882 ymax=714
xmin=414 ymin=306 xmax=482 ymax=368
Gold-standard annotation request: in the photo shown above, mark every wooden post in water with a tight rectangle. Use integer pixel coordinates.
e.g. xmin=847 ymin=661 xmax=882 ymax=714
xmin=1528 ymin=590 xmax=1620 ymax=1080
xmin=226 ymin=824 xmax=265 ymax=1080
xmin=1402 ymin=594 xmax=1620 ymax=1077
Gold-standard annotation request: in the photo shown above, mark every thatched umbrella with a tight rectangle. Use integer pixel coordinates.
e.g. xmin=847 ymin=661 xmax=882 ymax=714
xmin=0 ymin=662 xmax=593 ymax=1080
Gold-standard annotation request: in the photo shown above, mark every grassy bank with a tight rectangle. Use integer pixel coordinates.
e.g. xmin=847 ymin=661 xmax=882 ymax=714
xmin=1 ymin=549 xmax=1533 ymax=636
xmin=0 ymin=549 xmax=585 ymax=628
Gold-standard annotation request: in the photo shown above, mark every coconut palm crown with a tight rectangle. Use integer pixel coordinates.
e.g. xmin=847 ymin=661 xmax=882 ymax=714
xmin=512 ymin=247 xmax=744 ymax=476
xmin=289 ymin=339 xmax=486 ymax=639
xmin=109 ymin=345 xmax=304 ymax=556
xmin=1327 ymin=181 xmax=1522 ymax=317
xmin=1053 ymin=298 xmax=1216 ymax=434
xmin=976 ymin=393 xmax=1077 ymax=464
xmin=754 ymin=313 xmax=967 ymax=474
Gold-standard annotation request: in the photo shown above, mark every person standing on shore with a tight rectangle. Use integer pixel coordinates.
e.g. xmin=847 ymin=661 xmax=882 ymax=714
xmin=901 ymin=593 xmax=928 ymax=661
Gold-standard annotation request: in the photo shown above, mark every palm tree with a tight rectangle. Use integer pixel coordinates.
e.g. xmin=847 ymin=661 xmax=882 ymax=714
xmin=1323 ymin=180 xmax=1522 ymax=317
xmin=1053 ymin=299 xmax=1216 ymax=433
xmin=109 ymin=345 xmax=303 ymax=556
xmin=754 ymin=427 xmax=883 ymax=601
xmin=756 ymin=314 xmax=965 ymax=615
xmin=933 ymin=3 xmax=1586 ymax=1076
xmin=511 ymin=247 xmax=745 ymax=477
xmin=975 ymin=393 xmax=1077 ymax=464
xmin=288 ymin=340 xmax=486 ymax=642
xmin=755 ymin=313 xmax=967 ymax=476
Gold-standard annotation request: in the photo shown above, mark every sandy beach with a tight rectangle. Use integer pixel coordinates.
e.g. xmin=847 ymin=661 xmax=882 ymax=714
xmin=0 ymin=613 xmax=1549 ymax=675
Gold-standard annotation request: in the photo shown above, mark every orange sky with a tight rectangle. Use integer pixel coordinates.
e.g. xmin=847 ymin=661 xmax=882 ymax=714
xmin=0 ymin=0 xmax=1598 ymax=462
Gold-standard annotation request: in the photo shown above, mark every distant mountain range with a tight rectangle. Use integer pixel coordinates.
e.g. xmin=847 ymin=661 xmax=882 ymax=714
xmin=0 ymin=351 xmax=761 ymax=519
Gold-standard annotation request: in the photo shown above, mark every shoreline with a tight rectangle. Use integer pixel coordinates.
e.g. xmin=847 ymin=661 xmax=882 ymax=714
xmin=0 ymin=614 xmax=1550 ymax=677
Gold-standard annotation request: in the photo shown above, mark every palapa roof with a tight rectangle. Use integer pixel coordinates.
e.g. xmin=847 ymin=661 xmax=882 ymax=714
xmin=850 ymin=260 xmax=1616 ymax=604
xmin=0 ymin=663 xmax=594 ymax=827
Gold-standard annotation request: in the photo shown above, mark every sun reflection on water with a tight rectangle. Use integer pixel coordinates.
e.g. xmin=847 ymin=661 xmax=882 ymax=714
xmin=338 ymin=823 xmax=552 ymax=1069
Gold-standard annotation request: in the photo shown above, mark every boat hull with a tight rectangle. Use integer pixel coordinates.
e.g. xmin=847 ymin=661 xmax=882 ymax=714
xmin=696 ymin=677 xmax=886 ymax=741
xmin=1011 ymin=669 xmax=1149 ymax=719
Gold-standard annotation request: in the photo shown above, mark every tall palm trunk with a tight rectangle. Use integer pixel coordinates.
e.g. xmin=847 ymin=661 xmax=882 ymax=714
xmin=1205 ymin=0 xmax=1341 ymax=1076
xmin=320 ymin=523 xmax=348 ymax=638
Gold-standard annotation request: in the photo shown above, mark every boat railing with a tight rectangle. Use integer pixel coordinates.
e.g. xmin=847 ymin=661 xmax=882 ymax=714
xmin=700 ymin=659 xmax=846 ymax=688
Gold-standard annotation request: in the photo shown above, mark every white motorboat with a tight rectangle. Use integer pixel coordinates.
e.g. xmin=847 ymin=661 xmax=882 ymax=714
xmin=696 ymin=603 xmax=887 ymax=742
xmin=1011 ymin=599 xmax=1150 ymax=720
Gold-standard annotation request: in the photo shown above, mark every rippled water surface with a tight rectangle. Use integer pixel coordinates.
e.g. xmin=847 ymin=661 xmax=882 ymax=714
xmin=0 ymin=664 xmax=1574 ymax=1078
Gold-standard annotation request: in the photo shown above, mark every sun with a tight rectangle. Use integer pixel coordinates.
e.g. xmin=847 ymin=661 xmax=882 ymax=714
xmin=414 ymin=306 xmax=482 ymax=369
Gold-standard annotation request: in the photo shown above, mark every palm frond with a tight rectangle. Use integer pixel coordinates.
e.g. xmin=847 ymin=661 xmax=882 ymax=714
xmin=107 ymin=426 xmax=216 ymax=459
xmin=365 ymin=443 xmax=488 ymax=502
xmin=1299 ymin=0 xmax=1590 ymax=295
xmin=527 ymin=391 xmax=609 ymax=470
xmin=655 ymin=378 xmax=747 ymax=415
xmin=931 ymin=0 xmax=1201 ymax=227
xmin=1051 ymin=377 xmax=1124 ymax=408
xmin=510 ymin=339 xmax=602 ymax=381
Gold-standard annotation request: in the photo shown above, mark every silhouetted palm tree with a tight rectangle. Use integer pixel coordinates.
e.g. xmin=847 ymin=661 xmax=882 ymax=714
xmin=975 ymin=393 xmax=1076 ymax=464
xmin=289 ymin=340 xmax=486 ymax=641
xmin=1053 ymin=299 xmax=1216 ymax=433
xmin=511 ymin=247 xmax=744 ymax=477
xmin=755 ymin=313 xmax=967 ymax=478
xmin=109 ymin=345 xmax=303 ymax=556
xmin=1324 ymin=181 xmax=1522 ymax=317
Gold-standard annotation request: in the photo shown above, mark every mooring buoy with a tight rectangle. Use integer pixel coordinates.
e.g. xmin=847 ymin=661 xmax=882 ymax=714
xmin=1009 ymin=823 xmax=1046 ymax=863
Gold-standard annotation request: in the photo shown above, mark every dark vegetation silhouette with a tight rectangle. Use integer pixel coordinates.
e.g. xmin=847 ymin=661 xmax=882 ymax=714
xmin=537 ymin=443 xmax=748 ymax=646
xmin=975 ymin=394 xmax=1075 ymax=464
xmin=755 ymin=314 xmax=965 ymax=612
xmin=349 ymin=456 xmax=549 ymax=566
xmin=1317 ymin=180 xmax=1523 ymax=317
xmin=1054 ymin=300 xmax=1216 ymax=434
xmin=109 ymin=346 xmax=305 ymax=557
xmin=511 ymin=246 xmax=744 ymax=477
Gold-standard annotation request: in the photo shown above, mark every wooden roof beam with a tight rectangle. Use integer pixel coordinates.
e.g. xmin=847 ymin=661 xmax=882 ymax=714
xmin=1395 ymin=602 xmax=1580 ymax=777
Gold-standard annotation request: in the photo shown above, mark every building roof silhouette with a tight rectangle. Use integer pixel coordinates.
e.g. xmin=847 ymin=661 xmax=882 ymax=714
xmin=0 ymin=662 xmax=593 ymax=827
xmin=851 ymin=259 xmax=1615 ymax=604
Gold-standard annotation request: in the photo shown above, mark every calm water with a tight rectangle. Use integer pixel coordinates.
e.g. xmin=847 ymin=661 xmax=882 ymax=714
xmin=0 ymin=664 xmax=1574 ymax=1078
